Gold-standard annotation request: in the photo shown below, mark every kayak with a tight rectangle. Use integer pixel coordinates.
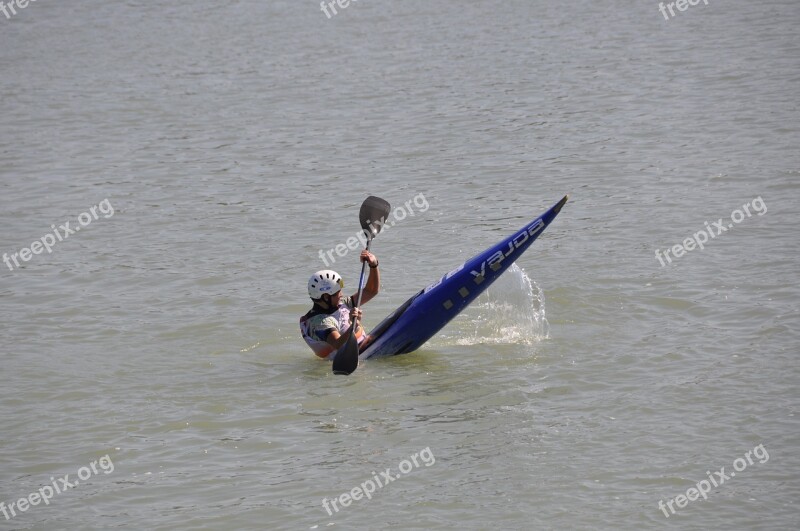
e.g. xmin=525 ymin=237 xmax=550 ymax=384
xmin=358 ymin=195 xmax=568 ymax=359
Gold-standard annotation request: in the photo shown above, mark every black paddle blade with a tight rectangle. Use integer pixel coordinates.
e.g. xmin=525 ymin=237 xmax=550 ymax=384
xmin=359 ymin=196 xmax=391 ymax=240
xmin=331 ymin=196 xmax=389 ymax=376
xmin=332 ymin=330 xmax=359 ymax=375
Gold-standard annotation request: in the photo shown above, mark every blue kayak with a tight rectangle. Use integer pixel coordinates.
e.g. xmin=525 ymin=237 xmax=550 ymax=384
xmin=358 ymin=195 xmax=568 ymax=359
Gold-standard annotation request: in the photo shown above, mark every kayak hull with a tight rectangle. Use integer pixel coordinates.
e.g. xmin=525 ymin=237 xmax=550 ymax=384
xmin=358 ymin=195 xmax=568 ymax=360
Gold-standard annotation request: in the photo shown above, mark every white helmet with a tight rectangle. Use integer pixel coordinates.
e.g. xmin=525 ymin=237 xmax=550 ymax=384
xmin=308 ymin=270 xmax=344 ymax=300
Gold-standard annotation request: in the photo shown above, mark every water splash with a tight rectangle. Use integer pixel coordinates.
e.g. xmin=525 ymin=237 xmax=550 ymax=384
xmin=439 ymin=263 xmax=549 ymax=346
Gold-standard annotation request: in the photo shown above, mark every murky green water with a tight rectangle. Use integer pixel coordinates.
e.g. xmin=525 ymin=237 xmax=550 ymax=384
xmin=1 ymin=1 xmax=798 ymax=529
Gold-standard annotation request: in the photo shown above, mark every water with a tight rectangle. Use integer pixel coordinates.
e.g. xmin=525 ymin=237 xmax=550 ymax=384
xmin=1 ymin=0 xmax=798 ymax=529
xmin=446 ymin=264 xmax=550 ymax=346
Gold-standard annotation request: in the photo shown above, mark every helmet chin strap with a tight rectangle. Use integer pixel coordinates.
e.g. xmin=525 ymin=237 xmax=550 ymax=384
xmin=313 ymin=293 xmax=337 ymax=312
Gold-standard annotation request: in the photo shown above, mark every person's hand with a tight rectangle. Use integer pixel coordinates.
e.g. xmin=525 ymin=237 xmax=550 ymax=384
xmin=350 ymin=307 xmax=362 ymax=324
xmin=360 ymin=250 xmax=378 ymax=268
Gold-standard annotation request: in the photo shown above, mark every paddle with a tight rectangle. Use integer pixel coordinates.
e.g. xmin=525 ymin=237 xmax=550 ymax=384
xmin=332 ymin=196 xmax=391 ymax=375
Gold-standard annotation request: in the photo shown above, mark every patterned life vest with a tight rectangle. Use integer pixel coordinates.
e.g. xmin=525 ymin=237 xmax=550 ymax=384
xmin=300 ymin=296 xmax=366 ymax=358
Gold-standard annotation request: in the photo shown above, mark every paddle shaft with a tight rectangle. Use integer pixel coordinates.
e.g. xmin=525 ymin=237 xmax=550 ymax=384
xmin=352 ymin=237 xmax=372 ymax=320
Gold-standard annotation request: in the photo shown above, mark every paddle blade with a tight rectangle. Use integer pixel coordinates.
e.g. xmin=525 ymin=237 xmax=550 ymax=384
xmin=359 ymin=196 xmax=391 ymax=240
xmin=332 ymin=330 xmax=360 ymax=375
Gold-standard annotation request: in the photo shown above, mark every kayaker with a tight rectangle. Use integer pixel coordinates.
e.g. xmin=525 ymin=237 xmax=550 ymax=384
xmin=300 ymin=250 xmax=380 ymax=359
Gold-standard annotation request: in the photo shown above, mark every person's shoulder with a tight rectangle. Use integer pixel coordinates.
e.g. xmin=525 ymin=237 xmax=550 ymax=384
xmin=317 ymin=314 xmax=338 ymax=327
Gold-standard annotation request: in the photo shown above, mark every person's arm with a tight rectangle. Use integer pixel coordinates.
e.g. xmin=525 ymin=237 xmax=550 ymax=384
xmin=324 ymin=309 xmax=363 ymax=349
xmin=325 ymin=330 xmax=348 ymax=350
xmin=356 ymin=251 xmax=380 ymax=305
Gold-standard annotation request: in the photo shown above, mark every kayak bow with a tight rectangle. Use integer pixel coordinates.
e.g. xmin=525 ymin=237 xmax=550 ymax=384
xmin=357 ymin=195 xmax=568 ymax=359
